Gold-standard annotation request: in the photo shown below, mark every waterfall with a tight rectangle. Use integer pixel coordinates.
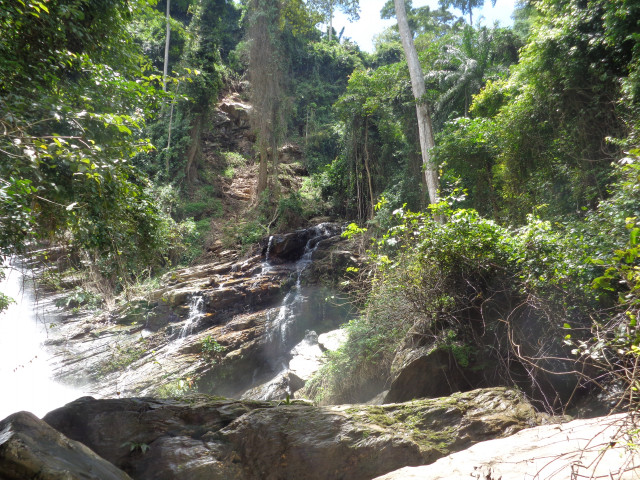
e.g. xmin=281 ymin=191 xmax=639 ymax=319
xmin=267 ymin=224 xmax=333 ymax=349
xmin=245 ymin=224 xmax=342 ymax=399
xmin=167 ymin=295 xmax=204 ymax=353
xmin=0 ymin=260 xmax=86 ymax=419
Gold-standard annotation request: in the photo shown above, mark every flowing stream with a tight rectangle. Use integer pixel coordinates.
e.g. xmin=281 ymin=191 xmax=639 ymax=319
xmin=0 ymin=261 xmax=85 ymax=419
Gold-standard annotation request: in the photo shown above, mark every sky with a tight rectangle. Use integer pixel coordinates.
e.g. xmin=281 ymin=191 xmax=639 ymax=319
xmin=331 ymin=0 xmax=518 ymax=52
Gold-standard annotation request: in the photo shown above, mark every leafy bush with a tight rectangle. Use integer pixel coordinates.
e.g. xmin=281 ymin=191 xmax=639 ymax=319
xmin=201 ymin=335 xmax=226 ymax=363
xmin=55 ymin=286 xmax=103 ymax=311
xmin=310 ymin=201 xmax=604 ymax=408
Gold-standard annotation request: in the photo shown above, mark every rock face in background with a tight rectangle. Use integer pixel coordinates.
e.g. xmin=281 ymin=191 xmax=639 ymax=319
xmin=47 ymin=223 xmax=352 ymax=402
xmin=374 ymin=413 xmax=639 ymax=480
xmin=384 ymin=346 xmax=473 ymax=403
xmin=42 ymin=388 xmax=540 ymax=480
xmin=0 ymin=411 xmax=132 ymax=480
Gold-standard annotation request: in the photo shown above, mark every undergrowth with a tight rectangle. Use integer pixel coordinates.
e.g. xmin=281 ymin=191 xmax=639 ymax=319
xmin=307 ymin=155 xmax=640 ymax=411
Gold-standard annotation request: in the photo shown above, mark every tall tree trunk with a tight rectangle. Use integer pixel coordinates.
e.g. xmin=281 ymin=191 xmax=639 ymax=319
xmin=394 ymin=0 xmax=439 ymax=206
xmin=185 ymin=114 xmax=203 ymax=184
xmin=257 ymin=151 xmax=268 ymax=196
xmin=163 ymin=0 xmax=171 ymax=92
xmin=363 ymin=117 xmax=375 ymax=218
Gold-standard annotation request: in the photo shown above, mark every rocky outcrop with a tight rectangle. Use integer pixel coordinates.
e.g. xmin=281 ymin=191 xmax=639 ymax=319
xmin=384 ymin=346 xmax=474 ymax=403
xmin=46 ymin=223 xmax=352 ymax=402
xmin=374 ymin=413 xmax=639 ymax=480
xmin=43 ymin=387 xmax=540 ymax=480
xmin=0 ymin=411 xmax=132 ymax=480
xmin=211 ymin=94 xmax=254 ymax=156
xmin=263 ymin=223 xmax=342 ymax=264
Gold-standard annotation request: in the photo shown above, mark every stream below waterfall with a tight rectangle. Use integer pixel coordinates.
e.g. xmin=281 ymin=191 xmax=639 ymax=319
xmin=0 ymin=260 xmax=86 ymax=419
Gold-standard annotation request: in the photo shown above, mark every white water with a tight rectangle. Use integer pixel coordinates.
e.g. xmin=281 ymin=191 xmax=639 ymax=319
xmin=267 ymin=224 xmax=336 ymax=347
xmin=0 ymin=262 xmax=85 ymax=419
xmin=252 ymin=224 xmax=342 ymax=396
xmin=167 ymin=295 xmax=205 ymax=353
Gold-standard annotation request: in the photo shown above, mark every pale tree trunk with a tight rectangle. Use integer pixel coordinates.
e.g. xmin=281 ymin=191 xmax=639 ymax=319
xmin=163 ymin=0 xmax=171 ymax=92
xmin=363 ymin=118 xmax=375 ymax=218
xmin=257 ymin=151 xmax=268 ymax=195
xmin=394 ymin=0 xmax=439 ymax=206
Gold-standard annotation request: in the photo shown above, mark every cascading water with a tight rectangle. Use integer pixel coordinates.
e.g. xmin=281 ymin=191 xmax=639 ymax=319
xmin=246 ymin=224 xmax=343 ymax=399
xmin=167 ymin=295 xmax=205 ymax=353
xmin=267 ymin=224 xmax=338 ymax=346
xmin=0 ymin=260 xmax=85 ymax=419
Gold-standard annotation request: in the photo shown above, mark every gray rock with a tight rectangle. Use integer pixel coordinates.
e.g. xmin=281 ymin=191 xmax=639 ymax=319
xmin=317 ymin=328 xmax=348 ymax=352
xmin=374 ymin=413 xmax=640 ymax=479
xmin=43 ymin=387 xmax=540 ymax=480
xmin=0 ymin=411 xmax=131 ymax=480
xmin=384 ymin=346 xmax=472 ymax=403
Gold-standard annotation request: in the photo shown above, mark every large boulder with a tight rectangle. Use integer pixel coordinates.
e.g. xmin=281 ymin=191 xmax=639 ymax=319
xmin=374 ymin=413 xmax=638 ymax=480
xmin=43 ymin=387 xmax=540 ymax=480
xmin=262 ymin=223 xmax=343 ymax=264
xmin=0 ymin=411 xmax=131 ymax=480
xmin=384 ymin=346 xmax=474 ymax=403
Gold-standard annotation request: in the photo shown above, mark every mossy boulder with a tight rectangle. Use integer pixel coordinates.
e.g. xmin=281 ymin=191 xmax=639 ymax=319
xmin=43 ymin=387 xmax=540 ymax=480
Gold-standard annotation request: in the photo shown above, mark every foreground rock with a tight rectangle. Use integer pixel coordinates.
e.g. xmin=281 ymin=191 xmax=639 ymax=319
xmin=43 ymin=387 xmax=539 ymax=480
xmin=374 ymin=413 xmax=640 ymax=479
xmin=0 ymin=411 xmax=132 ymax=480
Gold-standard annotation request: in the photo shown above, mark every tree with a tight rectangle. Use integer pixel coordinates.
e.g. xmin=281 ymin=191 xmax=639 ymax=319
xmin=307 ymin=0 xmax=360 ymax=41
xmin=163 ymin=0 xmax=171 ymax=91
xmin=394 ymin=0 xmax=439 ymax=205
xmin=0 ymin=0 xmax=174 ymax=284
xmin=247 ymin=0 xmax=286 ymax=198
xmin=439 ymin=0 xmax=496 ymax=25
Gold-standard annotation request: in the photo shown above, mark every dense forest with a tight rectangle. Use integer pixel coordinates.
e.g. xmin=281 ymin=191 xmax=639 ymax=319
xmin=1 ymin=0 xmax=640 ymax=418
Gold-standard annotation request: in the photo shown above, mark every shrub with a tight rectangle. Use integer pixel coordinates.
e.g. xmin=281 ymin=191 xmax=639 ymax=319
xmin=311 ymin=201 xmax=604 ymax=409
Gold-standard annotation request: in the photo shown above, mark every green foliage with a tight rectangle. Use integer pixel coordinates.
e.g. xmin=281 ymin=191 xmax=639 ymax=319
xmin=156 ymin=376 xmax=194 ymax=397
xmin=55 ymin=287 xmax=103 ymax=311
xmin=0 ymin=0 xmax=195 ymax=292
xmin=99 ymin=340 xmax=149 ymax=376
xmin=438 ymin=0 xmax=639 ymax=221
xmin=342 ymin=223 xmax=367 ymax=239
xmin=568 ymin=154 xmax=640 ymax=407
xmin=276 ymin=192 xmax=305 ymax=229
xmin=0 ymin=269 xmax=14 ymax=313
xmin=222 ymin=218 xmax=265 ymax=248
xmin=121 ymin=441 xmax=151 ymax=455
xmin=201 ymin=335 xmax=226 ymax=361
xmin=315 ymin=200 xmax=605 ymax=406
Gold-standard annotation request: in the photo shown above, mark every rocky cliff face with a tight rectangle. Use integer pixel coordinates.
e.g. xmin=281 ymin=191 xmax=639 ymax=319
xmin=45 ymin=223 xmax=354 ymax=402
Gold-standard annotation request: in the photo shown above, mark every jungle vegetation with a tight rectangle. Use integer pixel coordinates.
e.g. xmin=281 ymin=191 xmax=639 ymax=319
xmin=1 ymin=0 xmax=639 ymax=412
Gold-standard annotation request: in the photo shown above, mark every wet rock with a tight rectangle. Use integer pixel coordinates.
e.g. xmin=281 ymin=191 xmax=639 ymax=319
xmin=318 ymin=328 xmax=348 ymax=352
xmin=384 ymin=346 xmax=473 ymax=403
xmin=47 ymin=222 xmax=351 ymax=402
xmin=240 ymin=371 xmax=302 ymax=401
xmin=374 ymin=413 xmax=638 ymax=480
xmin=43 ymin=388 xmax=539 ymax=480
xmin=0 ymin=411 xmax=131 ymax=480
xmin=264 ymin=230 xmax=310 ymax=264
xmin=263 ymin=223 xmax=342 ymax=264
xmin=288 ymin=333 xmax=324 ymax=381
